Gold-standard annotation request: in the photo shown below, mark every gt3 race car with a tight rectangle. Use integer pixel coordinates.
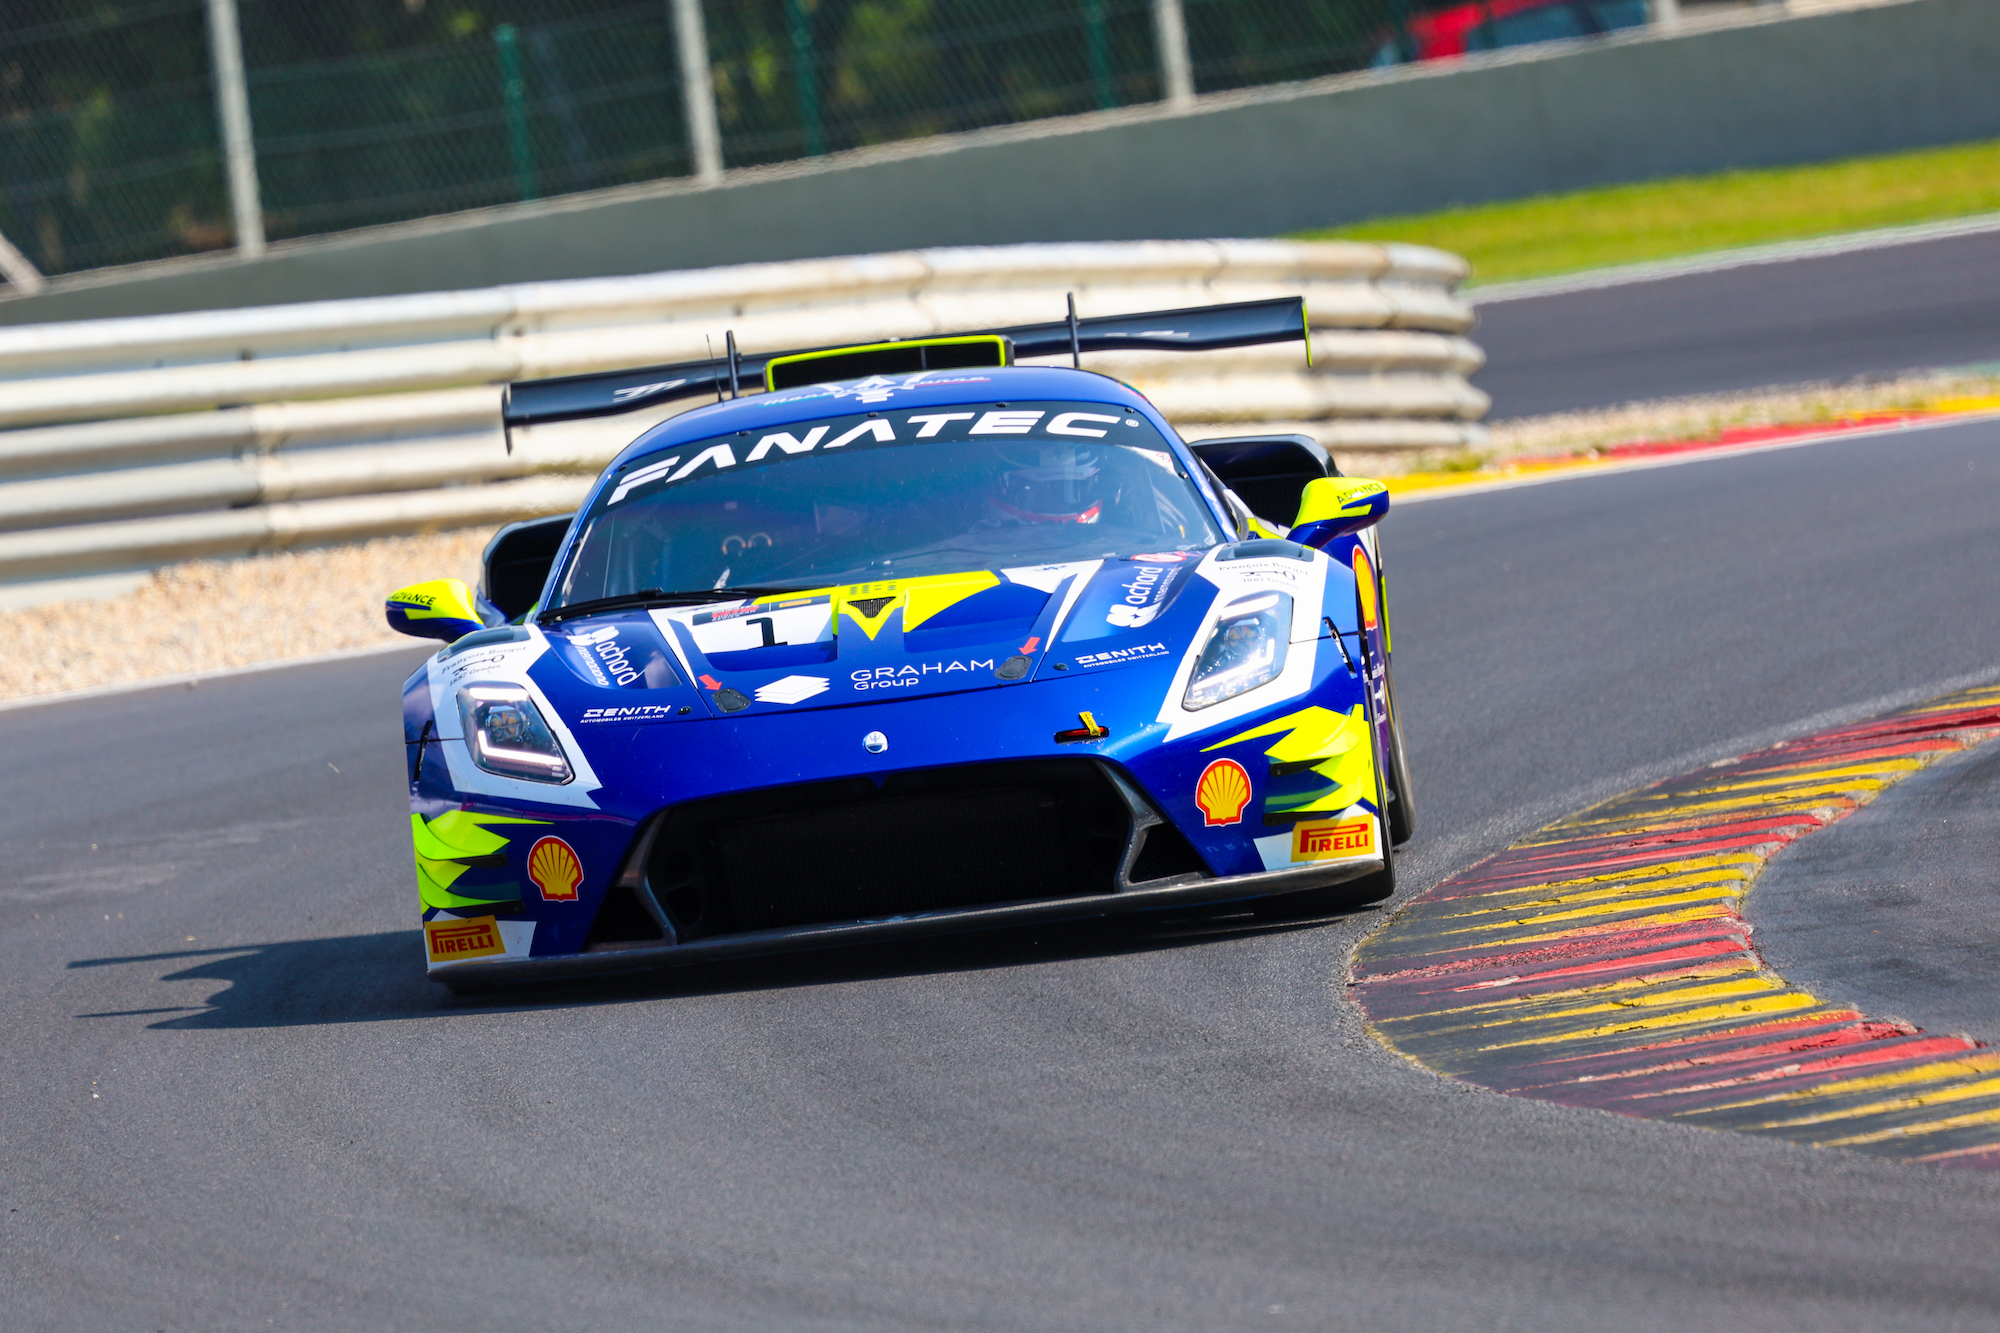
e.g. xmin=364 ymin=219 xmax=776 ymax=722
xmin=386 ymin=298 xmax=1414 ymax=990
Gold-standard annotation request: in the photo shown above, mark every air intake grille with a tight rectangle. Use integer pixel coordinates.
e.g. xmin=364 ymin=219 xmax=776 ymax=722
xmin=646 ymin=760 xmax=1134 ymax=938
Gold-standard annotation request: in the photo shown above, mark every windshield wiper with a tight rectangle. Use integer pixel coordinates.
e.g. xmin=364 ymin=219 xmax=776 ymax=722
xmin=539 ymin=586 xmax=806 ymax=624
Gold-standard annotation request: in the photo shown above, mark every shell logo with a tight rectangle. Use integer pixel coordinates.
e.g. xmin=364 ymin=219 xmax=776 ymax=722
xmin=1354 ymin=544 xmax=1379 ymax=631
xmin=526 ymin=836 xmax=583 ymax=902
xmin=1194 ymin=758 xmax=1253 ymax=827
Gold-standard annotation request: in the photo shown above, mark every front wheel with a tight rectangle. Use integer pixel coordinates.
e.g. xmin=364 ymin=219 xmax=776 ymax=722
xmin=1381 ymin=659 xmax=1417 ymax=847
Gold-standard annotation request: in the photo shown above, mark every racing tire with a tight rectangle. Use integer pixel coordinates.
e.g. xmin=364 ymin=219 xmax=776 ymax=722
xmin=1382 ymin=659 xmax=1417 ymax=847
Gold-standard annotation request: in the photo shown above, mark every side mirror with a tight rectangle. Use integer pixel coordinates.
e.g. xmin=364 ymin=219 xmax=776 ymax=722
xmin=481 ymin=512 xmax=574 ymax=622
xmin=386 ymin=578 xmax=488 ymax=643
xmin=1288 ymin=477 xmax=1389 ymax=548
xmin=1187 ymin=434 xmax=1334 ymax=531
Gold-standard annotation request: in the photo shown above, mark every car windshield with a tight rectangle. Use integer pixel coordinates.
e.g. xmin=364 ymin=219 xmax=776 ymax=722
xmin=550 ymin=398 xmax=1226 ymax=608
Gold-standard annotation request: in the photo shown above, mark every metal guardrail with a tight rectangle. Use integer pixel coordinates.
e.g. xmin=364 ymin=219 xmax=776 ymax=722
xmin=0 ymin=239 xmax=1484 ymax=605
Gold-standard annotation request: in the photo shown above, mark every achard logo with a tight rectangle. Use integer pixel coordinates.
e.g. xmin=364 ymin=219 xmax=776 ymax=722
xmin=850 ymin=660 xmax=994 ymax=690
xmin=563 ymin=624 xmax=649 ymax=688
xmin=1106 ymin=603 xmax=1162 ymax=629
xmin=1103 ymin=559 xmax=1185 ymax=628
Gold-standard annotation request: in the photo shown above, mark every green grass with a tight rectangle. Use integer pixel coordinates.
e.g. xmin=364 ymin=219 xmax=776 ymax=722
xmin=1295 ymin=137 xmax=2000 ymax=286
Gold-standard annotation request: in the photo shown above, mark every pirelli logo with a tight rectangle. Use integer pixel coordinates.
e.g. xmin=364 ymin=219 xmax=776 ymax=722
xmin=1291 ymin=818 xmax=1375 ymax=863
xmin=425 ymin=915 xmax=506 ymax=964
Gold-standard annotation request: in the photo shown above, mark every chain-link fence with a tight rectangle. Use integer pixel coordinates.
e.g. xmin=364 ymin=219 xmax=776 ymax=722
xmin=3 ymin=0 xmax=1480 ymax=281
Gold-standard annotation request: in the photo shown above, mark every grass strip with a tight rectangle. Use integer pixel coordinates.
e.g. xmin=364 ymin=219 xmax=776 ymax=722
xmin=1295 ymin=137 xmax=2000 ymax=285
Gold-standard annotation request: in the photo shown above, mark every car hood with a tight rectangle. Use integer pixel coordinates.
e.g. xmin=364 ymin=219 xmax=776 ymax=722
xmin=535 ymin=555 xmax=1216 ymax=718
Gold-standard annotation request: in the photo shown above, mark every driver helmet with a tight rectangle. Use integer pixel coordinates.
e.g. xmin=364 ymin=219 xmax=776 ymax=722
xmin=990 ymin=445 xmax=1108 ymax=524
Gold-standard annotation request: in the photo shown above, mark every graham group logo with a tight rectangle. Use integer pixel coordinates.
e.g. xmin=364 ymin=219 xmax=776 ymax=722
xmin=1291 ymin=818 xmax=1374 ymax=862
xmin=1194 ymin=758 xmax=1253 ymax=827
xmin=425 ymin=915 xmax=506 ymax=964
xmin=527 ymin=836 xmax=584 ymax=902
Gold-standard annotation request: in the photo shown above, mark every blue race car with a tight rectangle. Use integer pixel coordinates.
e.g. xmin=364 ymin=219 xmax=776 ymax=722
xmin=385 ymin=298 xmax=1413 ymax=990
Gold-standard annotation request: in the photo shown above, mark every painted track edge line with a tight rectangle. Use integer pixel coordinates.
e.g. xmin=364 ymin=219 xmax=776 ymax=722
xmin=0 ymin=638 xmax=430 ymax=715
xmin=1394 ymin=410 xmax=2000 ymax=506
xmin=1350 ymin=680 xmax=2000 ymax=1168
xmin=1468 ymin=210 xmax=2000 ymax=305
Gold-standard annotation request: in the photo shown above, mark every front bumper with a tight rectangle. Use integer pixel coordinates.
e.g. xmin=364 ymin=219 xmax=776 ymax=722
xmin=428 ymin=852 xmax=1383 ymax=987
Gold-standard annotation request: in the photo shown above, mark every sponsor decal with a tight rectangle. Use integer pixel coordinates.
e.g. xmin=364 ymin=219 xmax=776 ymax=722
xmin=425 ymin=915 xmax=506 ymax=963
xmin=526 ymin=836 xmax=584 ymax=902
xmin=849 ymin=659 xmax=994 ymax=690
xmin=602 ymin=402 xmax=1175 ymax=507
xmin=1291 ymin=817 xmax=1375 ymax=862
xmin=1100 ymin=556 xmax=1195 ymax=630
xmin=438 ymin=647 xmax=523 ymax=685
xmin=1128 ymin=552 xmax=1189 ymax=564
xmin=1195 ymin=758 xmax=1253 ymax=827
xmin=692 ymin=595 xmax=828 ymax=624
xmin=1073 ymin=642 xmax=1170 ymax=669
xmin=754 ymin=674 xmax=831 ymax=704
xmin=578 ymin=704 xmax=678 ymax=725
xmin=1354 ymin=545 xmax=1379 ymax=631
xmin=555 ymin=621 xmax=679 ymax=690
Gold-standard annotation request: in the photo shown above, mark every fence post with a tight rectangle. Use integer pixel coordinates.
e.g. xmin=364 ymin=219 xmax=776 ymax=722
xmin=1085 ymin=0 xmax=1116 ymax=111
xmin=1151 ymin=0 xmax=1194 ymax=107
xmin=203 ymin=0 xmax=265 ymax=257
xmin=493 ymin=25 xmax=538 ymax=200
xmin=0 ymin=228 xmax=45 ymax=293
xmin=783 ymin=0 xmax=824 ymax=156
xmin=671 ymin=0 xmax=724 ymax=182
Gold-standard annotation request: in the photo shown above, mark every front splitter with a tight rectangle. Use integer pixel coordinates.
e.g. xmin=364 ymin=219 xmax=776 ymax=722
xmin=430 ymin=854 xmax=1386 ymax=988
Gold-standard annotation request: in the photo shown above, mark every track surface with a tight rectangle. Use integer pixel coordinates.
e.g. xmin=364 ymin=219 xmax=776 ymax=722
xmin=1472 ymin=229 xmax=2000 ymax=418
xmin=1754 ymin=735 xmax=2000 ymax=1041
xmin=6 ymin=416 xmax=2000 ymax=1330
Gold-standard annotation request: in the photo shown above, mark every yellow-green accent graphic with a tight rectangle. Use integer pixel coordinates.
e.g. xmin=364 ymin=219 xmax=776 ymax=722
xmin=1207 ymin=705 xmax=1376 ymax=820
xmin=835 ymin=571 xmax=1005 ymax=640
xmin=411 ymin=809 xmax=548 ymax=910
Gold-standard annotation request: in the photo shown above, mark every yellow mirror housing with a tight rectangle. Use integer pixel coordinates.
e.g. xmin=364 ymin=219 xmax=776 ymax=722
xmin=1289 ymin=477 xmax=1389 ymax=548
xmin=385 ymin=578 xmax=486 ymax=643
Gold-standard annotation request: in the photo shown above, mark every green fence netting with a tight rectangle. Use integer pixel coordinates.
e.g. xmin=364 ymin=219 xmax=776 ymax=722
xmin=3 ymin=0 xmax=1434 ymax=278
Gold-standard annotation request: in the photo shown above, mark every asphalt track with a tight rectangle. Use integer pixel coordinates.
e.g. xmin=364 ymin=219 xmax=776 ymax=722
xmin=1754 ymin=735 xmax=2000 ymax=1042
xmin=1472 ymin=228 xmax=2000 ymax=418
xmin=6 ymin=412 xmax=1999 ymax=1331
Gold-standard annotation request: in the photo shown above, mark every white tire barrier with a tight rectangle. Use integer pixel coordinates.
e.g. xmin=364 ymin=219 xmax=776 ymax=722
xmin=0 ymin=240 xmax=1483 ymax=603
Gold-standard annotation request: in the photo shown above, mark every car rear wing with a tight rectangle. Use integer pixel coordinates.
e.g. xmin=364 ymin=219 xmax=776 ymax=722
xmin=499 ymin=295 xmax=1309 ymax=432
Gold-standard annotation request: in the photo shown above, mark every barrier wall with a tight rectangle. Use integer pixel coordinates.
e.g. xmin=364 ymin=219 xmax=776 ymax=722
xmin=0 ymin=0 xmax=1988 ymax=326
xmin=0 ymin=240 xmax=1482 ymax=606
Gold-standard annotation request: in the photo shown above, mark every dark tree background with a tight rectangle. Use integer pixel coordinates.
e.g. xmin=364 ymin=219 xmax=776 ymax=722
xmin=1 ymin=0 xmax=1432 ymax=275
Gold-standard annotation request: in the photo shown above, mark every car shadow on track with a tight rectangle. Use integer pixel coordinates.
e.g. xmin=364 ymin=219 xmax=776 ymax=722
xmin=65 ymin=901 xmax=1388 ymax=1030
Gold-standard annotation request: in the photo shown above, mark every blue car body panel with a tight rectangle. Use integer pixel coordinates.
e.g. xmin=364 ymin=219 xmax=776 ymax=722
xmin=404 ymin=365 xmax=1396 ymax=982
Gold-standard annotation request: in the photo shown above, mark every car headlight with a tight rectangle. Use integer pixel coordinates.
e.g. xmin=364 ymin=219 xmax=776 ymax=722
xmin=1182 ymin=592 xmax=1292 ymax=711
xmin=456 ymin=683 xmax=573 ymax=783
